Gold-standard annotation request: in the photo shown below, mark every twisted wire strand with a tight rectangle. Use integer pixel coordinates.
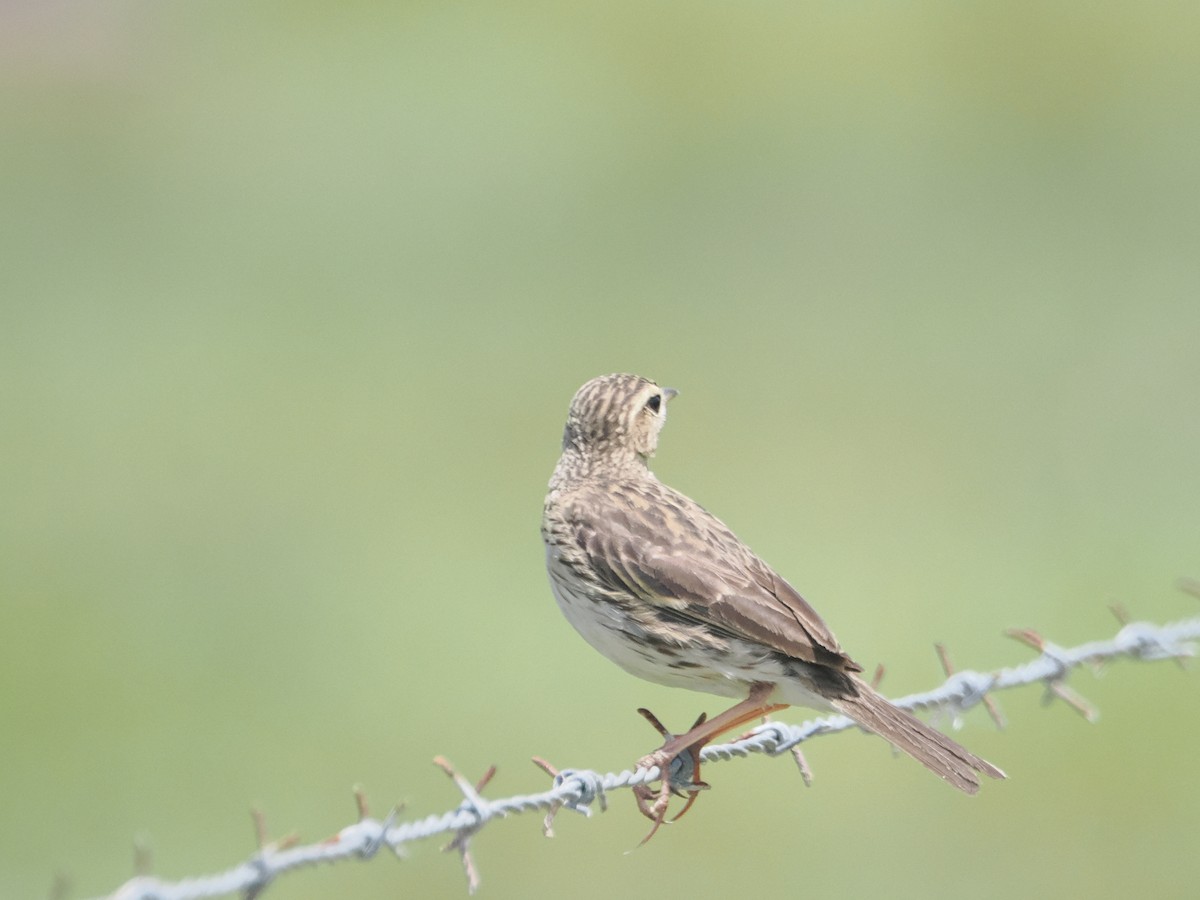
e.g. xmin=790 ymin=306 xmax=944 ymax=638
xmin=97 ymin=613 xmax=1200 ymax=900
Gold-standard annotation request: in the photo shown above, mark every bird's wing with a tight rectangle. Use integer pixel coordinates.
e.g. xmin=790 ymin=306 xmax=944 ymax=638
xmin=568 ymin=483 xmax=862 ymax=673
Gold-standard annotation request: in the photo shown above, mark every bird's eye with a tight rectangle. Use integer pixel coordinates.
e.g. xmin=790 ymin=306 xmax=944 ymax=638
xmin=646 ymin=394 xmax=662 ymax=413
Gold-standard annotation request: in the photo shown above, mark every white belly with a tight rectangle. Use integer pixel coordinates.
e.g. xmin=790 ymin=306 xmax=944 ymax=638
xmin=545 ymin=555 xmax=831 ymax=707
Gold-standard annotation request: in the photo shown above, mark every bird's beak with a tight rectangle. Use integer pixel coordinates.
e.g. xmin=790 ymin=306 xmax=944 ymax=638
xmin=663 ymin=387 xmax=679 ymax=401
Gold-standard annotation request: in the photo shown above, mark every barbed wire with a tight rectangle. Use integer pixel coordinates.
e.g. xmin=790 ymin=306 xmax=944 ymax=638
xmin=94 ymin=591 xmax=1200 ymax=900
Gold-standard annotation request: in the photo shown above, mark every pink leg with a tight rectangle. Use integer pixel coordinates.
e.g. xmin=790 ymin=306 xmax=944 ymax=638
xmin=633 ymin=683 xmax=786 ymax=843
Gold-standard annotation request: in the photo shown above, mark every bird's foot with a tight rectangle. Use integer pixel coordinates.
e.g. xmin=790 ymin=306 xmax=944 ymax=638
xmin=631 ymin=708 xmax=711 ymax=845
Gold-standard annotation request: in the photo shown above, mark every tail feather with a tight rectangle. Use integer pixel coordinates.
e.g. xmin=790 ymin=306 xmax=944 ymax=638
xmin=831 ymin=682 xmax=1005 ymax=794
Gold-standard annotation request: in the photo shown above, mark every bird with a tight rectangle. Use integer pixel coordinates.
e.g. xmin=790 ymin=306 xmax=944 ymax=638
xmin=541 ymin=373 xmax=1003 ymax=830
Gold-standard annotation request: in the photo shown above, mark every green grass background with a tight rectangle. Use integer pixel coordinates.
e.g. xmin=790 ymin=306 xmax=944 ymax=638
xmin=3 ymin=3 xmax=1199 ymax=898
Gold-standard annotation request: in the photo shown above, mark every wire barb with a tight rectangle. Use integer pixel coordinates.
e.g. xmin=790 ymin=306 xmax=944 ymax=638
xmin=92 ymin=604 xmax=1200 ymax=900
xmin=432 ymin=757 xmax=497 ymax=894
xmin=936 ymin=642 xmax=1006 ymax=729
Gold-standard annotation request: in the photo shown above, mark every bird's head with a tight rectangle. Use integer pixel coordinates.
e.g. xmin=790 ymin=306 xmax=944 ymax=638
xmin=561 ymin=373 xmax=678 ymax=466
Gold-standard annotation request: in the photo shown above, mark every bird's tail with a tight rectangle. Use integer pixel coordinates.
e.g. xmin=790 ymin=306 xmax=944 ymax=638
xmin=831 ymin=681 xmax=1005 ymax=794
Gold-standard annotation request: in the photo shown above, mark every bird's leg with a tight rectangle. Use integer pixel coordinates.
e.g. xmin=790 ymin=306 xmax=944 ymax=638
xmin=632 ymin=708 xmax=708 ymax=842
xmin=632 ymin=682 xmax=786 ymax=843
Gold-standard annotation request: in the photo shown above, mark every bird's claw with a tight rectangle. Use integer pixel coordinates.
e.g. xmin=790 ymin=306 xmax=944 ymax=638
xmin=631 ymin=708 xmax=711 ymax=844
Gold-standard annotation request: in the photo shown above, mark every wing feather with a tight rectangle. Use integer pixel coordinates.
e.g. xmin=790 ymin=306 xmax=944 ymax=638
xmin=567 ymin=483 xmax=862 ymax=673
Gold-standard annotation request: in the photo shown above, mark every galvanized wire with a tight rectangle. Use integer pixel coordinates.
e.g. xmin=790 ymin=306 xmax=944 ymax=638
xmin=97 ymin=611 xmax=1200 ymax=899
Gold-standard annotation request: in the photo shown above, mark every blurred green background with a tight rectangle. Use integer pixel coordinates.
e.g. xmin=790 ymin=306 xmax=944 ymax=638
xmin=3 ymin=2 xmax=1199 ymax=898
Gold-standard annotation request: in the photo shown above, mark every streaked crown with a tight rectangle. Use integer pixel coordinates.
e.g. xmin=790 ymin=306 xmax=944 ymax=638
xmin=561 ymin=373 xmax=678 ymax=464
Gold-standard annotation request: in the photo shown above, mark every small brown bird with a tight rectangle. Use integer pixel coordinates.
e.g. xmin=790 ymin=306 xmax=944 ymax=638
xmin=542 ymin=373 xmax=1003 ymax=826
